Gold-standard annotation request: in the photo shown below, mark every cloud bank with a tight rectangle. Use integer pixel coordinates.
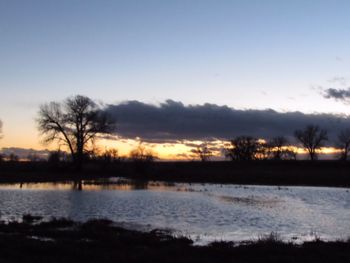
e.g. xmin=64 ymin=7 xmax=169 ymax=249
xmin=106 ymin=100 xmax=350 ymax=142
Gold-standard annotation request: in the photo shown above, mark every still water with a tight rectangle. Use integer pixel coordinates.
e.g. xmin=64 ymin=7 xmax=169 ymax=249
xmin=0 ymin=178 xmax=349 ymax=244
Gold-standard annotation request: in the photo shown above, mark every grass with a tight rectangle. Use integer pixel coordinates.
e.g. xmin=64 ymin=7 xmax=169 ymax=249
xmin=0 ymin=216 xmax=348 ymax=262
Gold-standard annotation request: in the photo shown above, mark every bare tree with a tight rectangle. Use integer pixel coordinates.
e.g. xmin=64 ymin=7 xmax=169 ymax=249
xmin=281 ymin=148 xmax=298 ymax=160
xmin=267 ymin=136 xmax=289 ymax=160
xmin=256 ymin=140 xmax=271 ymax=160
xmin=37 ymin=95 xmax=115 ymax=168
xmin=337 ymin=129 xmax=350 ymax=160
xmin=294 ymin=125 xmax=328 ymax=161
xmin=129 ymin=143 xmax=157 ymax=162
xmin=103 ymin=148 xmax=119 ymax=162
xmin=192 ymin=143 xmax=213 ymax=162
xmin=225 ymin=136 xmax=261 ymax=161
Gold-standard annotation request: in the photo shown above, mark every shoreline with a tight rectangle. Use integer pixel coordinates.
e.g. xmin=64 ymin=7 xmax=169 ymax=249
xmin=0 ymin=216 xmax=348 ymax=263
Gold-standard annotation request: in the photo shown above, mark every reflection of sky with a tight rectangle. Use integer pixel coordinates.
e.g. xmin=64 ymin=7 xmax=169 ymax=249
xmin=1 ymin=1 xmax=350 ymax=149
xmin=0 ymin=182 xmax=349 ymax=243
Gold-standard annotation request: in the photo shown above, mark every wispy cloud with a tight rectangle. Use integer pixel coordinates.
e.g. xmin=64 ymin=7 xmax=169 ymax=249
xmin=328 ymin=76 xmax=347 ymax=86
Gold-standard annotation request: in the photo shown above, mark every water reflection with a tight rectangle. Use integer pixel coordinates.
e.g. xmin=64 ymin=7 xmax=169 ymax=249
xmin=0 ymin=179 xmax=349 ymax=244
xmin=0 ymin=178 xmax=178 ymax=191
xmin=213 ymin=194 xmax=281 ymax=208
xmin=73 ymin=180 xmax=82 ymax=191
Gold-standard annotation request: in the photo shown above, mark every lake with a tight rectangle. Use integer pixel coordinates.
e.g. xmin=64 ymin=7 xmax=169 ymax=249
xmin=0 ymin=178 xmax=349 ymax=244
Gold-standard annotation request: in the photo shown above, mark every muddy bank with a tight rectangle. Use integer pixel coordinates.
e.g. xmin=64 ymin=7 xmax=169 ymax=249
xmin=0 ymin=216 xmax=349 ymax=263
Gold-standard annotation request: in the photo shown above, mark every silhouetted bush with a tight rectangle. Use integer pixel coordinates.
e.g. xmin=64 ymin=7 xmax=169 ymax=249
xmin=48 ymin=151 xmax=61 ymax=164
xmin=225 ymin=136 xmax=262 ymax=161
xmin=191 ymin=143 xmax=213 ymax=161
xmin=8 ymin=153 xmax=19 ymax=162
xmin=294 ymin=125 xmax=328 ymax=161
xmin=337 ymin=129 xmax=350 ymax=160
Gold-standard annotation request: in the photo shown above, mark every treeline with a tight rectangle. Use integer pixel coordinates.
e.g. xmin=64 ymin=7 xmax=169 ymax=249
xmin=213 ymin=125 xmax=331 ymax=161
xmin=183 ymin=124 xmax=349 ymax=162
xmin=0 ymin=144 xmax=156 ymax=165
xmin=1 ymin=95 xmax=350 ymax=167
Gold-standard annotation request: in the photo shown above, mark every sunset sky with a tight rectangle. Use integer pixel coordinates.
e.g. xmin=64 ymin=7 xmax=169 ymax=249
xmin=1 ymin=0 xmax=350 ymax=159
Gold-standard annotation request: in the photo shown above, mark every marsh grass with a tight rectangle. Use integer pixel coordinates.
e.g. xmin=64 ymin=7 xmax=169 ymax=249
xmin=0 ymin=216 xmax=348 ymax=262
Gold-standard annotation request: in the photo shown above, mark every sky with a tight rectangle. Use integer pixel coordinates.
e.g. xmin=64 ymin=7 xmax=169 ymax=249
xmin=1 ymin=0 xmax=350 ymax=159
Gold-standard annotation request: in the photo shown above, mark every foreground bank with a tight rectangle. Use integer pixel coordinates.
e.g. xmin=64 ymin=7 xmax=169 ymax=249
xmin=0 ymin=216 xmax=349 ymax=263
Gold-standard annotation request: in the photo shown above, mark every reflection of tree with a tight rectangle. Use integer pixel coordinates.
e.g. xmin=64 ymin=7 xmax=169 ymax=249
xmin=72 ymin=180 xmax=83 ymax=191
xmin=130 ymin=180 xmax=149 ymax=190
xmin=294 ymin=125 xmax=328 ymax=161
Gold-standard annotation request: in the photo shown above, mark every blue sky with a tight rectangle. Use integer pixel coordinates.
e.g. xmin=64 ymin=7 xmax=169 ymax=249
xmin=1 ymin=0 xmax=350 ymax=148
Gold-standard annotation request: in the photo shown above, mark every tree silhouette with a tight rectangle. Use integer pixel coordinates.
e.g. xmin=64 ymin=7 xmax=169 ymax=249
xmin=192 ymin=143 xmax=213 ymax=162
xmin=267 ymin=136 xmax=292 ymax=160
xmin=225 ymin=136 xmax=261 ymax=161
xmin=129 ymin=143 xmax=157 ymax=162
xmin=337 ymin=129 xmax=350 ymax=160
xmin=102 ymin=148 xmax=119 ymax=163
xmin=9 ymin=153 xmax=19 ymax=162
xmin=294 ymin=125 xmax=328 ymax=161
xmin=37 ymin=95 xmax=115 ymax=168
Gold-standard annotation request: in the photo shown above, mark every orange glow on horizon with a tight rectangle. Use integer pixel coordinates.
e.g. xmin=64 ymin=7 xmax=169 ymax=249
xmin=0 ymin=133 xmax=343 ymax=161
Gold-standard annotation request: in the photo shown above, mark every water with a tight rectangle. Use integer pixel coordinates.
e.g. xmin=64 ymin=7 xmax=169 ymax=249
xmin=0 ymin=178 xmax=349 ymax=244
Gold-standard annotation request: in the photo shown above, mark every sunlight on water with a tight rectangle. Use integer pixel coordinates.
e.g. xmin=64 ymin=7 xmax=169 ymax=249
xmin=0 ymin=178 xmax=349 ymax=244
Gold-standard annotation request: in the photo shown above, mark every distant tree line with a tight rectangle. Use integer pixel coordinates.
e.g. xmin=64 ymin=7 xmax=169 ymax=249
xmin=222 ymin=125 xmax=327 ymax=161
xmin=2 ymin=95 xmax=350 ymax=166
xmin=190 ymin=126 xmax=349 ymax=162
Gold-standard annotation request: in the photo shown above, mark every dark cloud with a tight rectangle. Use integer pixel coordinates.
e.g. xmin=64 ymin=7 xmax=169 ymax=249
xmin=105 ymin=100 xmax=350 ymax=143
xmin=323 ymin=88 xmax=350 ymax=101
